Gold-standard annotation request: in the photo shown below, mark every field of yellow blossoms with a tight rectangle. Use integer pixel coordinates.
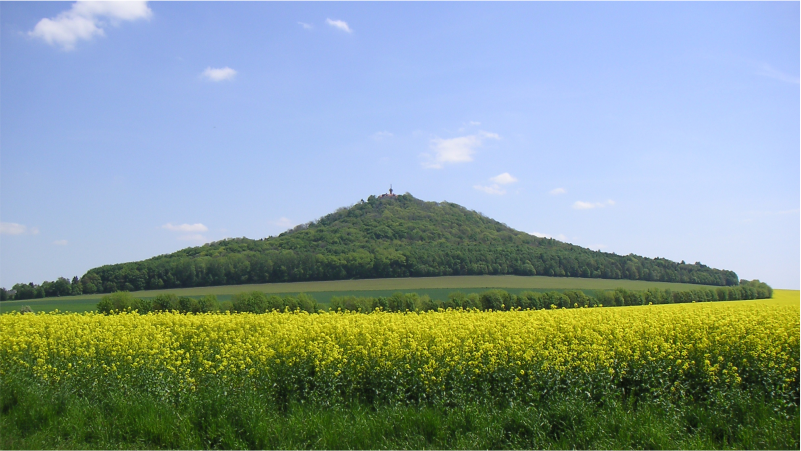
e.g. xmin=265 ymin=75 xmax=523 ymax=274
xmin=1 ymin=292 xmax=798 ymax=408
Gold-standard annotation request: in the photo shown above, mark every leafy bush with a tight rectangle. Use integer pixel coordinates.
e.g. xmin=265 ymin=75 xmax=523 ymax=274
xmin=97 ymin=291 xmax=139 ymax=314
xmin=231 ymin=291 xmax=268 ymax=313
xmin=152 ymin=293 xmax=178 ymax=311
xmin=196 ymin=295 xmax=220 ymax=313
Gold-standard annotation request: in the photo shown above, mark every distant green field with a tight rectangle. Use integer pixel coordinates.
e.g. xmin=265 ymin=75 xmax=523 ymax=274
xmin=0 ymin=275 xmax=720 ymax=313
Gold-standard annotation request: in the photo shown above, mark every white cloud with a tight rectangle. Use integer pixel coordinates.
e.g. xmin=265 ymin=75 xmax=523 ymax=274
xmin=202 ymin=67 xmax=237 ymax=82
xmin=53 ymin=240 xmax=68 ymax=246
xmin=549 ymin=188 xmax=566 ymax=195
xmin=162 ymin=223 xmax=209 ymax=232
xmin=573 ymin=200 xmax=615 ymax=210
xmin=326 ymin=18 xmax=352 ymax=33
xmin=372 ymin=131 xmax=394 ymax=141
xmin=475 ymin=172 xmax=517 ymax=195
xmin=422 ymin=131 xmax=500 ymax=169
xmin=756 ymin=63 xmax=800 ymax=84
xmin=469 ymin=121 xmax=481 ymax=126
xmin=271 ymin=217 xmax=294 ymax=228
xmin=573 ymin=201 xmax=599 ymax=210
xmin=0 ymin=222 xmax=28 ymax=235
xmin=490 ymin=172 xmax=518 ymax=185
xmin=298 ymin=22 xmax=313 ymax=30
xmin=474 ymin=184 xmax=506 ymax=195
xmin=29 ymin=1 xmax=152 ymax=51
xmin=530 ymin=232 xmax=567 ymax=241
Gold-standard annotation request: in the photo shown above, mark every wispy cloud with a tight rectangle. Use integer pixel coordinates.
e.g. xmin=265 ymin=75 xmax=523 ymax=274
xmin=270 ymin=217 xmax=294 ymax=229
xmin=473 ymin=184 xmax=506 ymax=195
xmin=756 ymin=63 xmax=800 ymax=84
xmin=573 ymin=200 xmax=615 ymax=210
xmin=53 ymin=239 xmax=68 ymax=246
xmin=490 ymin=172 xmax=518 ymax=185
xmin=202 ymin=67 xmax=237 ymax=82
xmin=298 ymin=22 xmax=313 ymax=30
xmin=549 ymin=187 xmax=566 ymax=195
xmin=1 ymin=222 xmax=27 ymax=235
xmin=475 ymin=172 xmax=518 ymax=194
xmin=372 ymin=131 xmax=394 ymax=141
xmin=422 ymin=131 xmax=500 ymax=169
xmin=326 ymin=18 xmax=352 ymax=33
xmin=29 ymin=1 xmax=152 ymax=51
xmin=162 ymin=223 xmax=208 ymax=232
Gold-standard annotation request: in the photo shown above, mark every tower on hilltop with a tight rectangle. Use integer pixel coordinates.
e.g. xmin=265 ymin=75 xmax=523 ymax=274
xmin=378 ymin=184 xmax=397 ymax=199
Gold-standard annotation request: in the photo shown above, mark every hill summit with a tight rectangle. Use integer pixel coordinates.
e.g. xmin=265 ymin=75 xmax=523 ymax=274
xmin=81 ymin=193 xmax=738 ymax=293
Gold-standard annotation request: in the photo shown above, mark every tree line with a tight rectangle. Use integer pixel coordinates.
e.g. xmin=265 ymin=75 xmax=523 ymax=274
xmin=2 ymin=276 xmax=83 ymax=301
xmin=329 ymin=279 xmax=771 ymax=312
xmin=94 ymin=279 xmax=771 ymax=315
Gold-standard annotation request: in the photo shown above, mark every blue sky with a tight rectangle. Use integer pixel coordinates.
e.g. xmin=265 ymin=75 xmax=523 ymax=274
xmin=1 ymin=1 xmax=799 ymax=289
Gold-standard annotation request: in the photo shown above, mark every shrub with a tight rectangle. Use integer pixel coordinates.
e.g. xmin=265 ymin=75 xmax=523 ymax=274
xmin=131 ymin=298 xmax=153 ymax=314
xmin=196 ymin=295 xmax=220 ymax=313
xmin=178 ymin=296 xmax=199 ymax=313
xmin=231 ymin=291 xmax=268 ymax=313
xmin=97 ymin=291 xmax=139 ymax=313
xmin=152 ymin=293 xmax=178 ymax=312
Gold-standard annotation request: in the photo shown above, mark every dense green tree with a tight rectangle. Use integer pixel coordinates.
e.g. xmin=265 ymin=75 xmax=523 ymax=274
xmin=70 ymin=276 xmax=83 ymax=295
xmin=231 ymin=291 xmax=269 ymax=313
xmin=11 ymin=283 xmax=35 ymax=300
xmin=96 ymin=291 xmax=139 ymax=314
xmin=152 ymin=293 xmax=179 ymax=311
xmin=81 ymin=273 xmax=101 ymax=294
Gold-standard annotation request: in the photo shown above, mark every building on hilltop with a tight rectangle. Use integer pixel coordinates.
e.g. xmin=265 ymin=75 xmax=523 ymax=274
xmin=377 ymin=185 xmax=397 ymax=199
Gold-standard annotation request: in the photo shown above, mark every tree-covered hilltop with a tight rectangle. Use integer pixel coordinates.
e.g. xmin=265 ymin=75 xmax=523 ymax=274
xmin=5 ymin=193 xmax=740 ymax=298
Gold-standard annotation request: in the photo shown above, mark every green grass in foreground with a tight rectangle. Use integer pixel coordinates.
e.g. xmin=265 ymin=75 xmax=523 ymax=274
xmin=0 ymin=374 xmax=797 ymax=450
xmin=1 ymin=275 xmax=721 ymax=313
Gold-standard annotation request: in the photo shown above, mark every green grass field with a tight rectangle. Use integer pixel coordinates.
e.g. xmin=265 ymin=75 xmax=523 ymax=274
xmin=0 ymin=275 xmax=722 ymax=313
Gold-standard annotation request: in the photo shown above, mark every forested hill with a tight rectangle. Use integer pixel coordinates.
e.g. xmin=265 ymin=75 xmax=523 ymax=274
xmin=69 ymin=193 xmax=739 ymax=294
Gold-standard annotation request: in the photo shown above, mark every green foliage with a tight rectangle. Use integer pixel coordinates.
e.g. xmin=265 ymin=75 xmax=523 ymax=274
xmin=231 ymin=291 xmax=269 ymax=313
xmin=328 ymin=284 xmax=772 ymax=313
xmin=152 ymin=293 xmax=179 ymax=311
xmin=231 ymin=291 xmax=318 ymax=313
xmin=96 ymin=291 xmax=140 ymax=314
xmin=131 ymin=297 xmax=153 ymax=314
xmin=96 ymin=293 xmax=222 ymax=315
xmin=480 ymin=289 xmax=508 ymax=310
xmin=95 ymin=281 xmax=772 ymax=316
xmin=69 ymin=194 xmax=740 ymax=294
xmin=197 ymin=294 xmax=220 ymax=313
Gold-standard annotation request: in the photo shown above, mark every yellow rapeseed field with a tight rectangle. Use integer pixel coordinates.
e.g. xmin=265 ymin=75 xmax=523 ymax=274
xmin=1 ymin=292 xmax=798 ymax=405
